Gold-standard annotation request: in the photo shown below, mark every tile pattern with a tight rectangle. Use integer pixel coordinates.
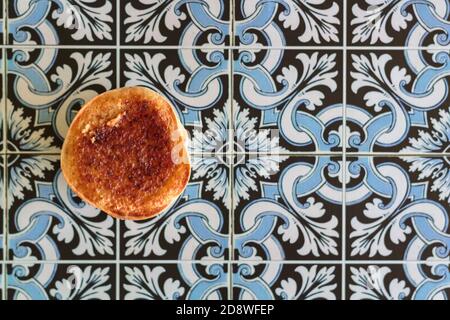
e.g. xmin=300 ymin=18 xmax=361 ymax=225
xmin=348 ymin=0 xmax=450 ymax=47
xmin=233 ymin=263 xmax=342 ymax=300
xmin=6 ymin=48 xmax=116 ymax=152
xmin=8 ymin=0 xmax=117 ymax=45
xmin=346 ymin=156 xmax=450 ymax=262
xmin=120 ymin=155 xmax=230 ymax=261
xmin=120 ymin=263 xmax=228 ymax=300
xmin=7 ymin=263 xmax=116 ymax=300
xmin=234 ymin=0 xmax=343 ymax=47
xmin=346 ymin=49 xmax=450 ymax=154
xmin=120 ymin=0 xmax=231 ymax=46
xmin=346 ymin=263 xmax=450 ymax=300
xmin=233 ymin=156 xmax=343 ymax=261
xmin=233 ymin=49 xmax=343 ymax=152
xmin=7 ymin=155 xmax=116 ymax=261
xmin=1 ymin=0 xmax=450 ymax=300
xmin=120 ymin=49 xmax=230 ymax=143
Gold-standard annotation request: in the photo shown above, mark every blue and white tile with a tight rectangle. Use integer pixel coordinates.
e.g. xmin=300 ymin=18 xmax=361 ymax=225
xmin=121 ymin=0 xmax=230 ymax=46
xmin=232 ymin=263 xmax=341 ymax=300
xmin=7 ymin=48 xmax=116 ymax=152
xmin=120 ymin=154 xmax=231 ymax=261
xmin=120 ymin=263 xmax=228 ymax=300
xmin=234 ymin=156 xmax=343 ymax=261
xmin=234 ymin=0 xmax=343 ymax=47
xmin=8 ymin=0 xmax=116 ymax=45
xmin=346 ymin=49 xmax=450 ymax=153
xmin=348 ymin=0 xmax=450 ymax=47
xmin=346 ymin=156 xmax=450 ymax=261
xmin=7 ymin=155 xmax=117 ymax=261
xmin=346 ymin=263 xmax=450 ymax=300
xmin=121 ymin=49 xmax=230 ymax=151
xmin=233 ymin=49 xmax=343 ymax=153
xmin=7 ymin=263 xmax=115 ymax=300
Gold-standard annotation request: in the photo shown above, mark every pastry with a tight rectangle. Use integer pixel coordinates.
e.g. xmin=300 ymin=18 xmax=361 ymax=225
xmin=61 ymin=87 xmax=190 ymax=220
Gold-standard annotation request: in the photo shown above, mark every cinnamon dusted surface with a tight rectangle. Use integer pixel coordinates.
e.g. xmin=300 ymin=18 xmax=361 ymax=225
xmin=61 ymin=87 xmax=190 ymax=220
xmin=74 ymin=100 xmax=176 ymax=204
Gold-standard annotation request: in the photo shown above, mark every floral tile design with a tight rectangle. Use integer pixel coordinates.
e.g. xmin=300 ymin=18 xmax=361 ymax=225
xmin=346 ymin=156 xmax=450 ymax=261
xmin=346 ymin=49 xmax=450 ymax=154
xmin=233 ymin=49 xmax=343 ymax=153
xmin=8 ymin=0 xmax=116 ymax=45
xmin=234 ymin=0 xmax=343 ymax=47
xmin=120 ymin=154 xmax=230 ymax=261
xmin=120 ymin=263 xmax=228 ymax=300
xmin=120 ymin=0 xmax=230 ymax=46
xmin=234 ymin=156 xmax=343 ymax=261
xmin=346 ymin=263 xmax=450 ymax=300
xmin=6 ymin=48 xmax=116 ymax=152
xmin=233 ymin=263 xmax=341 ymax=300
xmin=3 ymin=0 xmax=450 ymax=301
xmin=7 ymin=155 xmax=117 ymax=261
xmin=7 ymin=263 xmax=115 ymax=300
xmin=348 ymin=0 xmax=450 ymax=47
xmin=120 ymin=49 xmax=230 ymax=150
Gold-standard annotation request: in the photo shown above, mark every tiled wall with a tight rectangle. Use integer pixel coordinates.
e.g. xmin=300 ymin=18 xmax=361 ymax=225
xmin=0 ymin=0 xmax=450 ymax=300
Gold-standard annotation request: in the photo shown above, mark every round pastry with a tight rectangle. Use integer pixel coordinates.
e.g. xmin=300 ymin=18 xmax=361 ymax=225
xmin=61 ymin=87 xmax=190 ymax=220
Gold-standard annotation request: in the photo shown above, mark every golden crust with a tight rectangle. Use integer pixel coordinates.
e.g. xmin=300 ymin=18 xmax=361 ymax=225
xmin=61 ymin=87 xmax=191 ymax=220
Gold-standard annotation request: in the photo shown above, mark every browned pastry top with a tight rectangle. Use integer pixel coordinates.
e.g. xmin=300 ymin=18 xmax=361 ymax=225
xmin=61 ymin=87 xmax=190 ymax=220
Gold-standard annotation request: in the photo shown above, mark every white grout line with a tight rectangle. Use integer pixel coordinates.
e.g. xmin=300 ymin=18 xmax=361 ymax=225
xmin=228 ymin=0 xmax=234 ymax=300
xmin=0 ymin=259 xmax=228 ymax=264
xmin=342 ymin=0 xmax=347 ymax=301
xmin=1 ymin=45 xmax=449 ymax=51
xmin=2 ymin=0 xmax=7 ymax=299
xmin=115 ymin=0 xmax=121 ymax=301
xmin=1 ymin=259 xmax=448 ymax=265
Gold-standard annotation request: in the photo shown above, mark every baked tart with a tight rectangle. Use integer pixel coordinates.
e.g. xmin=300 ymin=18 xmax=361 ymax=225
xmin=61 ymin=87 xmax=190 ymax=220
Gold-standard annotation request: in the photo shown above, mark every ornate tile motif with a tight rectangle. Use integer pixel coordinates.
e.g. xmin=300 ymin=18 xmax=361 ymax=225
xmin=120 ymin=155 xmax=230 ymax=261
xmin=348 ymin=0 xmax=450 ymax=47
xmin=120 ymin=0 xmax=230 ymax=46
xmin=346 ymin=156 xmax=450 ymax=262
xmin=3 ymin=0 xmax=450 ymax=300
xmin=7 ymin=263 xmax=115 ymax=300
xmin=234 ymin=0 xmax=343 ymax=47
xmin=8 ymin=0 xmax=117 ymax=45
xmin=6 ymin=48 xmax=116 ymax=152
xmin=346 ymin=263 xmax=450 ymax=300
xmin=233 ymin=156 xmax=343 ymax=261
xmin=233 ymin=49 xmax=343 ymax=152
xmin=233 ymin=263 xmax=342 ymax=300
xmin=7 ymin=155 xmax=117 ymax=261
xmin=120 ymin=49 xmax=230 ymax=149
xmin=347 ymin=49 xmax=450 ymax=154
xmin=120 ymin=263 xmax=228 ymax=300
